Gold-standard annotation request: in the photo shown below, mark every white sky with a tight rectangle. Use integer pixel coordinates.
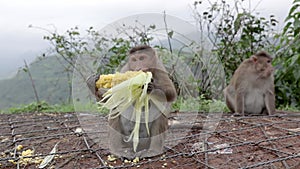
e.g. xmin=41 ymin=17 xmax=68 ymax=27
xmin=0 ymin=0 xmax=293 ymax=79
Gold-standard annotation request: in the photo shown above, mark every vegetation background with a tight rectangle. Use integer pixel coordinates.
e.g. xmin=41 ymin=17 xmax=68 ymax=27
xmin=0 ymin=0 xmax=299 ymax=113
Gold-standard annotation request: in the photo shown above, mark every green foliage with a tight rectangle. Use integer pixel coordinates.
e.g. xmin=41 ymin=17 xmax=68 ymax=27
xmin=209 ymin=99 xmax=229 ymax=113
xmin=74 ymin=101 xmax=105 ymax=114
xmin=2 ymin=0 xmax=298 ymax=112
xmin=104 ymin=38 xmax=131 ymax=74
xmin=193 ymin=0 xmax=278 ymax=79
xmin=96 ymin=103 xmax=110 ymax=115
xmin=6 ymin=101 xmax=48 ymax=113
xmin=43 ymin=26 xmax=88 ymax=61
xmin=2 ymin=101 xmax=74 ymax=114
xmin=193 ymin=0 xmax=300 ymax=109
xmin=273 ymin=0 xmax=300 ymax=109
xmin=278 ymin=105 xmax=300 ymax=112
xmin=172 ymin=95 xmax=229 ymax=112
xmin=43 ymin=23 xmax=156 ymax=76
xmin=52 ymin=104 xmax=75 ymax=113
xmin=100 ymin=23 xmax=156 ymax=74
xmin=43 ymin=26 xmax=90 ymax=89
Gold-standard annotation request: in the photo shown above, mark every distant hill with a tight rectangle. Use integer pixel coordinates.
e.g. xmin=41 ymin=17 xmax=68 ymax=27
xmin=0 ymin=56 xmax=70 ymax=110
xmin=0 ymin=51 xmax=38 ymax=80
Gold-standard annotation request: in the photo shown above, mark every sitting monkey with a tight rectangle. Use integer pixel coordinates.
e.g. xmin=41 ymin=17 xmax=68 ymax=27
xmin=223 ymin=51 xmax=275 ymax=116
xmin=87 ymin=45 xmax=177 ymax=159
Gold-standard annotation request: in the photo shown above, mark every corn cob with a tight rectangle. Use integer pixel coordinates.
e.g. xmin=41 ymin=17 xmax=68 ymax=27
xmin=95 ymin=71 xmax=143 ymax=89
xmin=98 ymin=71 xmax=153 ymax=153
xmin=98 ymin=71 xmax=167 ymax=154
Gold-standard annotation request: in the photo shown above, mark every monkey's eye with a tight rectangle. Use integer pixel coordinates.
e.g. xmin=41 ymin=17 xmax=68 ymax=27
xmin=267 ymin=60 xmax=271 ymax=63
xmin=131 ymin=58 xmax=137 ymax=62
xmin=139 ymin=56 xmax=144 ymax=61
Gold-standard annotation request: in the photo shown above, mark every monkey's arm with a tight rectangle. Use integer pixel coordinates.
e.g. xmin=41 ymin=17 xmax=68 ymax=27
xmin=86 ymin=73 xmax=101 ymax=101
xmin=235 ymin=89 xmax=245 ymax=115
xmin=233 ymin=73 xmax=246 ymax=115
xmin=223 ymin=86 xmax=235 ymax=113
xmin=265 ymin=86 xmax=275 ymax=115
xmin=148 ymin=68 xmax=177 ymax=102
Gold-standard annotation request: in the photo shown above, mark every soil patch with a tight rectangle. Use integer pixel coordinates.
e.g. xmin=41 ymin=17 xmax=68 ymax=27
xmin=0 ymin=111 xmax=299 ymax=168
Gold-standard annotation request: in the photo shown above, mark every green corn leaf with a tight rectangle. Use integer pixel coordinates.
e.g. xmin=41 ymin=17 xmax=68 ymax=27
xmin=99 ymin=71 xmax=153 ymax=152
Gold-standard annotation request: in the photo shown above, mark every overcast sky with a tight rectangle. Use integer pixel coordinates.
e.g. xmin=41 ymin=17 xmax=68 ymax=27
xmin=0 ymin=0 xmax=293 ymax=79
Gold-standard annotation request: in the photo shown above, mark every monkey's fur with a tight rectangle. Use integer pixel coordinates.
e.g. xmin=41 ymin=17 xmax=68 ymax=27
xmin=223 ymin=51 xmax=275 ymax=116
xmin=87 ymin=45 xmax=177 ymax=158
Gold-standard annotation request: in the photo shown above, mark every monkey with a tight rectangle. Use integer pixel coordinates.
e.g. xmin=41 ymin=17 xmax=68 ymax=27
xmin=223 ymin=51 xmax=275 ymax=116
xmin=87 ymin=45 xmax=177 ymax=159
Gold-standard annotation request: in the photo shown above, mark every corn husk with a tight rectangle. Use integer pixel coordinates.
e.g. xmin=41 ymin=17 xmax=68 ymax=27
xmin=99 ymin=71 xmax=152 ymax=152
xmin=38 ymin=142 xmax=59 ymax=168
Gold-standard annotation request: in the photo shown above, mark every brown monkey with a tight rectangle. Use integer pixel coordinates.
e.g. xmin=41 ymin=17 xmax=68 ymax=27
xmin=223 ymin=51 xmax=275 ymax=116
xmin=87 ymin=45 xmax=177 ymax=159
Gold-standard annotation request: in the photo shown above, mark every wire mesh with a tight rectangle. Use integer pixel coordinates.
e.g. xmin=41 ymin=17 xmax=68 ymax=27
xmin=0 ymin=112 xmax=299 ymax=169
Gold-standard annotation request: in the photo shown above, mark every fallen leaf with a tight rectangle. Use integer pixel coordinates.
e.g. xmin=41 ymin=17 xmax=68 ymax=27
xmin=38 ymin=142 xmax=59 ymax=168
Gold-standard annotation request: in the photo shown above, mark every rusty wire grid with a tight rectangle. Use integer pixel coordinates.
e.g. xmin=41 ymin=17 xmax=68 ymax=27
xmin=0 ymin=112 xmax=299 ymax=169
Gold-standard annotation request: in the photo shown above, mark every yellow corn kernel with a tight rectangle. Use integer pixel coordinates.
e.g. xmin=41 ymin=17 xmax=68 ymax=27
xmin=132 ymin=157 xmax=139 ymax=163
xmin=124 ymin=159 xmax=131 ymax=163
xmin=107 ymin=155 xmax=117 ymax=162
xmin=8 ymin=160 xmax=17 ymax=165
xmin=16 ymin=145 xmax=23 ymax=151
xmin=96 ymin=71 xmax=143 ymax=89
xmin=21 ymin=149 xmax=34 ymax=157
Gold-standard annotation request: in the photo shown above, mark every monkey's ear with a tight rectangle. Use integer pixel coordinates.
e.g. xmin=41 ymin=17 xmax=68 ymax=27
xmin=251 ymin=55 xmax=258 ymax=62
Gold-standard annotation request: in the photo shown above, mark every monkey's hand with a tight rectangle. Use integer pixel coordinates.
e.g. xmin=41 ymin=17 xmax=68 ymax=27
xmin=86 ymin=73 xmax=101 ymax=100
xmin=141 ymin=76 xmax=154 ymax=93
xmin=146 ymin=78 xmax=154 ymax=93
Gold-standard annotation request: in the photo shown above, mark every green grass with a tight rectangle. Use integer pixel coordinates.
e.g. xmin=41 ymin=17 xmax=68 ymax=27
xmin=0 ymin=101 xmax=74 ymax=114
xmin=1 ymin=99 xmax=298 ymax=114
xmin=172 ymin=95 xmax=229 ymax=113
xmin=277 ymin=105 xmax=300 ymax=112
xmin=73 ymin=101 xmax=109 ymax=115
xmin=0 ymin=101 xmax=110 ymax=115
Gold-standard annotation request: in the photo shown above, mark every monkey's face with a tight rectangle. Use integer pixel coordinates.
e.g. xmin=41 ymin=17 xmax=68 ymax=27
xmin=128 ymin=53 xmax=155 ymax=71
xmin=255 ymin=57 xmax=274 ymax=78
